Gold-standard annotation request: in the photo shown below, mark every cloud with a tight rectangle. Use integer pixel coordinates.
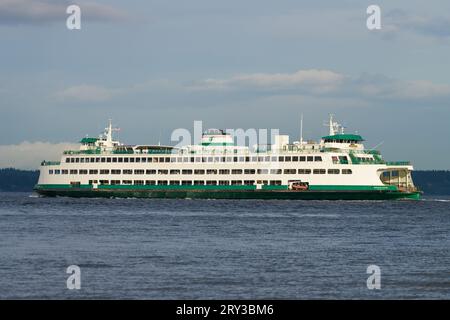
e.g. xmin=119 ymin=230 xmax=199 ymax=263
xmin=384 ymin=9 xmax=450 ymax=39
xmin=190 ymin=69 xmax=345 ymax=93
xmin=0 ymin=141 xmax=79 ymax=169
xmin=55 ymin=84 xmax=117 ymax=102
xmin=53 ymin=69 xmax=450 ymax=106
xmin=0 ymin=0 xmax=129 ymax=26
xmin=190 ymin=69 xmax=450 ymax=102
xmin=54 ymin=79 xmax=178 ymax=102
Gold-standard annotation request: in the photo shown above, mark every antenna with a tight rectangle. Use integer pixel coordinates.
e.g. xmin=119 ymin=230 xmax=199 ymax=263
xmin=324 ymin=114 xmax=335 ymax=136
xmin=300 ymin=113 xmax=304 ymax=145
xmin=369 ymin=141 xmax=384 ymax=150
xmin=158 ymin=129 xmax=162 ymax=146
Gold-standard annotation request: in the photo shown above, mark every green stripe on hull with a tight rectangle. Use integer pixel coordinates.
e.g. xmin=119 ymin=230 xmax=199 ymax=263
xmin=34 ymin=184 xmax=420 ymax=200
xmin=309 ymin=185 xmax=398 ymax=191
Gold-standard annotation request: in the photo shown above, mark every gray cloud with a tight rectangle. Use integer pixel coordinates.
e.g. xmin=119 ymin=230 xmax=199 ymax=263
xmin=189 ymin=69 xmax=450 ymax=102
xmin=0 ymin=0 xmax=129 ymax=25
xmin=385 ymin=9 xmax=450 ymax=39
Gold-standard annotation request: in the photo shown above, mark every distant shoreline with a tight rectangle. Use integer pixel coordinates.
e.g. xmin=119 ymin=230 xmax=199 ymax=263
xmin=1 ymin=168 xmax=450 ymax=195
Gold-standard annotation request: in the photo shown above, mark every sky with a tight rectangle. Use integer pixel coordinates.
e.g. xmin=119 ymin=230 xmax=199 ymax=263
xmin=1 ymin=0 xmax=450 ymax=169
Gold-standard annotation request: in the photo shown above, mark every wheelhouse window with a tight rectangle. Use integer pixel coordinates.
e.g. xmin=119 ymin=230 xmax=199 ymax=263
xmin=342 ymin=169 xmax=352 ymax=174
xmin=328 ymin=169 xmax=340 ymax=174
xmin=313 ymin=169 xmax=326 ymax=174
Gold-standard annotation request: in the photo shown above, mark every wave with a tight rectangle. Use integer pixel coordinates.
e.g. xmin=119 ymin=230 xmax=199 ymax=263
xmin=422 ymin=198 xmax=450 ymax=202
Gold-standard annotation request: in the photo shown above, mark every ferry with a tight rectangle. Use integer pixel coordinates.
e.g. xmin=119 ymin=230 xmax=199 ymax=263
xmin=34 ymin=116 xmax=421 ymax=200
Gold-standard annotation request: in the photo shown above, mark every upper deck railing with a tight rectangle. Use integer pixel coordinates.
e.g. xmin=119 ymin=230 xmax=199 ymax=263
xmin=385 ymin=161 xmax=411 ymax=166
xmin=41 ymin=161 xmax=61 ymax=166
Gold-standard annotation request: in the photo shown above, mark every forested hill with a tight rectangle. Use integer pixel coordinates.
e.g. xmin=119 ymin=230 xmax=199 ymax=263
xmin=0 ymin=168 xmax=450 ymax=195
xmin=411 ymin=171 xmax=450 ymax=195
xmin=0 ymin=168 xmax=39 ymax=192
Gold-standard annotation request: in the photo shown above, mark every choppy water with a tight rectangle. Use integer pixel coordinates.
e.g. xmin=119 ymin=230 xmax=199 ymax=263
xmin=0 ymin=192 xmax=449 ymax=299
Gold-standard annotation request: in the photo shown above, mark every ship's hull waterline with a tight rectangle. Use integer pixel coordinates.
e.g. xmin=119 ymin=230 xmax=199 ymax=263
xmin=34 ymin=186 xmax=421 ymax=200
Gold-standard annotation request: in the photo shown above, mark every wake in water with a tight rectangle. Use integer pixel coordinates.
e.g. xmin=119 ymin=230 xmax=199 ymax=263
xmin=421 ymin=198 xmax=450 ymax=202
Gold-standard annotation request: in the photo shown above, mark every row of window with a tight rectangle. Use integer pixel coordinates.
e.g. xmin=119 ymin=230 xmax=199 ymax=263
xmin=65 ymin=155 xmax=325 ymax=164
xmin=50 ymin=168 xmax=353 ymax=175
xmin=87 ymin=180 xmax=283 ymax=186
